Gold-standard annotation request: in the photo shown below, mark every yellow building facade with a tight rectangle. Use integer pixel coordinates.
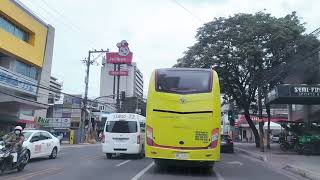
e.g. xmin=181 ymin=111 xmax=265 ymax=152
xmin=0 ymin=0 xmax=55 ymax=132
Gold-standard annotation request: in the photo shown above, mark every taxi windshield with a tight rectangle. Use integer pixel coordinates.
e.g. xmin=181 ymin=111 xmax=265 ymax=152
xmin=22 ymin=132 xmax=33 ymax=141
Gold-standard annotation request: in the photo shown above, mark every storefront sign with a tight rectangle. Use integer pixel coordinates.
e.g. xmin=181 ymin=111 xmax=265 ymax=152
xmin=0 ymin=67 xmax=37 ymax=96
xmin=291 ymin=86 xmax=320 ymax=97
xmin=108 ymin=70 xmax=129 ymax=76
xmin=106 ymin=40 xmax=133 ymax=64
xmin=35 ymin=117 xmax=49 ymax=127
xmin=47 ymin=118 xmax=71 ymax=128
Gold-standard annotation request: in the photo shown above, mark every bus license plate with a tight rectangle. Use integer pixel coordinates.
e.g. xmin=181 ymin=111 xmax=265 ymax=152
xmin=175 ymin=152 xmax=189 ymax=159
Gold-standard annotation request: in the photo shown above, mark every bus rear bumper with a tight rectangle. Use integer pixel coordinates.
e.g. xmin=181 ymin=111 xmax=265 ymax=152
xmin=146 ymin=146 xmax=220 ymax=162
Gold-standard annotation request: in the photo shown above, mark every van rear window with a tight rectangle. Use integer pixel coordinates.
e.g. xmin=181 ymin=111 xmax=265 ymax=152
xmin=106 ymin=121 xmax=137 ymax=133
xmin=156 ymin=69 xmax=212 ymax=94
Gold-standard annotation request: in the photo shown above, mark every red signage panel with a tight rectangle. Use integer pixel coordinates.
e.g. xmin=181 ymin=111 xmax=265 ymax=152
xmin=108 ymin=70 xmax=129 ymax=76
xmin=106 ymin=52 xmax=133 ymax=64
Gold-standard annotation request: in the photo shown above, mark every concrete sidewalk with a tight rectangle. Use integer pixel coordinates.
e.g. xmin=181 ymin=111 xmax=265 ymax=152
xmin=235 ymin=142 xmax=320 ymax=180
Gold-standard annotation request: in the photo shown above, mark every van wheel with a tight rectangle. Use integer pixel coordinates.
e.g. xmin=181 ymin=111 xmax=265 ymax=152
xmin=138 ymin=146 xmax=145 ymax=159
xmin=106 ymin=153 xmax=112 ymax=159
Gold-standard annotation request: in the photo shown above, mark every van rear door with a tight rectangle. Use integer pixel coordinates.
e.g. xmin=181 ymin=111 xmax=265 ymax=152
xmin=106 ymin=121 xmax=139 ymax=148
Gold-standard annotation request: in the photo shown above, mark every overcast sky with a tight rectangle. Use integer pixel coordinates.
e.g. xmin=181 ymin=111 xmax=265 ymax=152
xmin=20 ymin=0 xmax=320 ymax=98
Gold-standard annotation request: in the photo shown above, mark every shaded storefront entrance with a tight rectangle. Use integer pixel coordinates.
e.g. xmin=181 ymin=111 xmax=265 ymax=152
xmin=266 ymin=84 xmax=320 ymax=155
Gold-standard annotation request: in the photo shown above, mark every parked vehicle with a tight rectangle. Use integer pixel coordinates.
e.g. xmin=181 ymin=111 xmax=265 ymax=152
xmin=102 ymin=113 xmax=146 ymax=159
xmin=22 ymin=130 xmax=60 ymax=160
xmin=221 ymin=135 xmax=233 ymax=153
xmin=298 ymin=135 xmax=320 ymax=155
xmin=271 ymin=134 xmax=280 ymax=143
xmin=280 ymin=135 xmax=299 ymax=152
xmin=0 ymin=141 xmax=29 ymax=174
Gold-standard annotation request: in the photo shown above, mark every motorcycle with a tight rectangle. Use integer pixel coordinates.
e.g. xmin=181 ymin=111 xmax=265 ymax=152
xmin=280 ymin=135 xmax=299 ymax=152
xmin=0 ymin=141 xmax=29 ymax=175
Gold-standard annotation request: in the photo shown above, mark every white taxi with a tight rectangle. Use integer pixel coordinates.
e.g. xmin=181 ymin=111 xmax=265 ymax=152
xmin=22 ymin=130 xmax=60 ymax=160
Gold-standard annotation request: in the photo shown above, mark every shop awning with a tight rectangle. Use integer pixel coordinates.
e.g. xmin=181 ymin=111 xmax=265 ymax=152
xmin=266 ymin=84 xmax=320 ymax=105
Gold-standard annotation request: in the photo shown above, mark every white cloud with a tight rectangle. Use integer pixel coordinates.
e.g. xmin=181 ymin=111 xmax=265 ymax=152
xmin=20 ymin=0 xmax=320 ymax=98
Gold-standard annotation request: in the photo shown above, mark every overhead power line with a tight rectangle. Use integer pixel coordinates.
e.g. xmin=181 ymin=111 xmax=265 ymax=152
xmin=170 ymin=0 xmax=205 ymax=23
xmin=0 ymin=74 xmax=114 ymax=107
xmin=22 ymin=0 xmax=99 ymax=49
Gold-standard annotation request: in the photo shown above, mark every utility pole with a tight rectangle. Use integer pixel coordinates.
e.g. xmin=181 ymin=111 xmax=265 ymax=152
xmin=81 ymin=49 xmax=109 ymax=143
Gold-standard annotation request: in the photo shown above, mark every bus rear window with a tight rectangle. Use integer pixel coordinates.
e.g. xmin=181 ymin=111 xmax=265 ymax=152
xmin=156 ymin=69 xmax=212 ymax=94
xmin=106 ymin=121 xmax=137 ymax=133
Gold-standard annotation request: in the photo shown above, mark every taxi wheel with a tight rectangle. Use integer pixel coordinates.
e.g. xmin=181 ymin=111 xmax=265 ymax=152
xmin=26 ymin=150 xmax=30 ymax=162
xmin=49 ymin=147 xmax=58 ymax=159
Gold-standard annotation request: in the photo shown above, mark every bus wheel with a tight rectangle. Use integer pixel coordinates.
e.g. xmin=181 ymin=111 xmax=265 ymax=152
xmin=154 ymin=159 xmax=166 ymax=169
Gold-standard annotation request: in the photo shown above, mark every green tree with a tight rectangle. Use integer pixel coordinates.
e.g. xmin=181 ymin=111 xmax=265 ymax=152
xmin=174 ymin=12 xmax=320 ymax=147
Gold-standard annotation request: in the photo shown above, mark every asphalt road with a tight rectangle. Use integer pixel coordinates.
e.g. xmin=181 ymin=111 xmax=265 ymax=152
xmin=0 ymin=144 xmax=305 ymax=180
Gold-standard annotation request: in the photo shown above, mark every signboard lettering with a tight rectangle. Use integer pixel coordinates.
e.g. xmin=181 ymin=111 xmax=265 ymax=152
xmin=0 ymin=67 xmax=37 ymax=95
xmin=108 ymin=70 xmax=129 ymax=76
xmin=106 ymin=40 xmax=133 ymax=64
xmin=291 ymin=86 xmax=320 ymax=97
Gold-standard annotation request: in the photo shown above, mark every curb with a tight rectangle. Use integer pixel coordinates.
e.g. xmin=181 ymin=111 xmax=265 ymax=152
xmin=235 ymin=147 xmax=267 ymax=162
xmin=283 ymin=164 xmax=320 ymax=180
xmin=235 ymin=147 xmax=320 ymax=180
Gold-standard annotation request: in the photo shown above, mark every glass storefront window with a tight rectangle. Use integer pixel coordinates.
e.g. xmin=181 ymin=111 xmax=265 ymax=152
xmin=15 ymin=60 xmax=38 ymax=80
xmin=0 ymin=15 xmax=29 ymax=42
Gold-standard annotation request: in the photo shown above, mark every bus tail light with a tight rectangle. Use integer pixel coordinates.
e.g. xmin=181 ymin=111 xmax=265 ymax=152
xmin=210 ymin=128 xmax=219 ymax=149
xmin=137 ymin=135 xmax=141 ymax=144
xmin=146 ymin=126 xmax=154 ymax=146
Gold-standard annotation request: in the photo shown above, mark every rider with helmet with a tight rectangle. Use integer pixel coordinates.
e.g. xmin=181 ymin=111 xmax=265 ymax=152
xmin=2 ymin=126 xmax=25 ymax=154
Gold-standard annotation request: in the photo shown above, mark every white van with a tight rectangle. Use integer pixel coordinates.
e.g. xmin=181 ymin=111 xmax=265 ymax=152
xmin=102 ymin=113 xmax=145 ymax=158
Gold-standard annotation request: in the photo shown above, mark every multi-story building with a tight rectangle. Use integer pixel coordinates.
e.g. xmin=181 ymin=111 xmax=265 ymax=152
xmin=100 ymin=60 xmax=144 ymax=104
xmin=0 ymin=0 xmax=55 ymax=133
xmin=48 ymin=76 xmax=62 ymax=104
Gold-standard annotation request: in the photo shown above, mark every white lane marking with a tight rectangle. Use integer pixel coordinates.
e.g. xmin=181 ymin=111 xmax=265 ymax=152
xmin=116 ymin=160 xmax=131 ymax=167
xmin=131 ymin=162 xmax=154 ymax=180
xmin=215 ymin=169 xmax=225 ymax=180
xmin=226 ymin=161 xmax=243 ymax=166
xmin=59 ymin=153 xmax=65 ymax=156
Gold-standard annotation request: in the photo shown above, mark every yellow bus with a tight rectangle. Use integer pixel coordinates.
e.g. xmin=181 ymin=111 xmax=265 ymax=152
xmin=145 ymin=68 xmax=221 ymax=167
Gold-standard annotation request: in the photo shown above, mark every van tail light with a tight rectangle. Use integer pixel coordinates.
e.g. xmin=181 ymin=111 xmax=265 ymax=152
xmin=137 ymin=135 xmax=141 ymax=144
xmin=102 ymin=134 xmax=106 ymax=143
xmin=210 ymin=128 xmax=219 ymax=149
xmin=146 ymin=126 xmax=154 ymax=146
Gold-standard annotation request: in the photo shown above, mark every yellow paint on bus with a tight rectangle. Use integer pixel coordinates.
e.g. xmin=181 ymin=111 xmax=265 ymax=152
xmin=145 ymin=68 xmax=221 ymax=165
